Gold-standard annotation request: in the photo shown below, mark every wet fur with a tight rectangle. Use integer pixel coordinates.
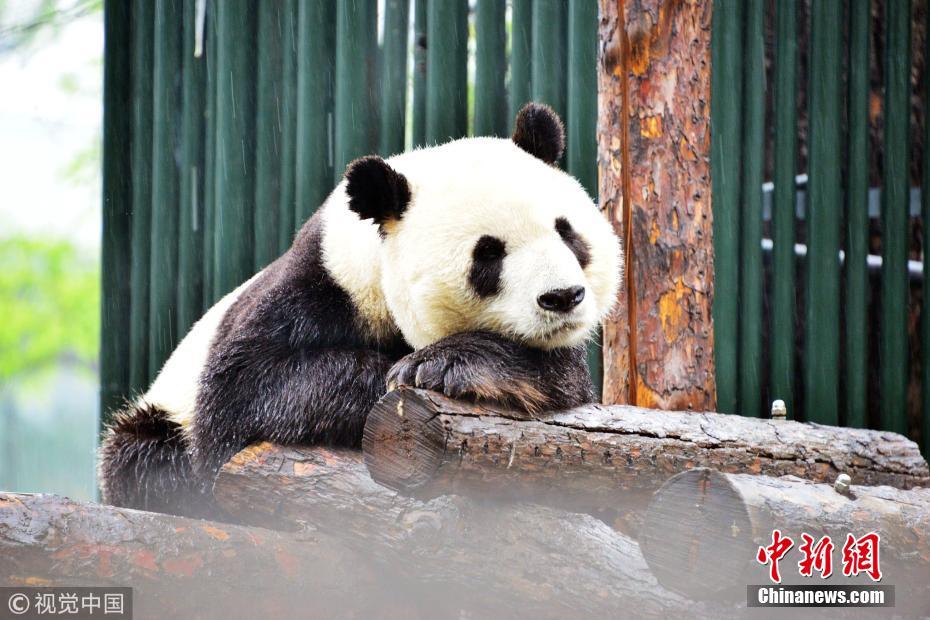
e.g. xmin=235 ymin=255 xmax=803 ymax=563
xmin=98 ymin=403 xmax=211 ymax=517
xmin=388 ymin=331 xmax=593 ymax=413
xmin=191 ymin=215 xmax=410 ymax=477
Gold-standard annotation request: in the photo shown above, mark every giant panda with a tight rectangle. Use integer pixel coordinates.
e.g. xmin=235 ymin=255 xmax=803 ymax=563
xmin=99 ymin=104 xmax=622 ymax=515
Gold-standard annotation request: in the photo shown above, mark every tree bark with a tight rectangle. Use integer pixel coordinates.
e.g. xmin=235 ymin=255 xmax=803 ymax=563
xmin=214 ymin=442 xmax=735 ymax=618
xmin=3 ymin=483 xmax=734 ymax=618
xmin=640 ymin=468 xmax=930 ymax=611
xmin=0 ymin=492 xmax=399 ymax=618
xmin=361 ymin=388 xmax=929 ymax=532
xmin=597 ymin=0 xmax=715 ymax=409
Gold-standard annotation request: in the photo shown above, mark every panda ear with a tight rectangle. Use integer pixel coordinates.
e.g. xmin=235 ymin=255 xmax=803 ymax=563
xmin=344 ymin=156 xmax=411 ymax=226
xmin=512 ymin=103 xmax=565 ymax=165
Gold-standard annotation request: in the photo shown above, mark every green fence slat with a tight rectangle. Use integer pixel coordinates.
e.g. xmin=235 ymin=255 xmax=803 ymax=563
xmin=770 ymin=0 xmax=797 ymax=419
xmin=566 ymin=0 xmax=596 ymax=197
xmin=335 ymin=0 xmax=376 ymax=178
xmin=710 ymin=0 xmax=743 ymax=415
xmin=411 ymin=0 xmax=427 ymax=148
xmin=128 ymin=0 xmax=153 ymax=392
xmin=566 ymin=0 xmax=599 ymax=396
xmin=202 ymin=2 xmax=217 ymax=306
xmin=805 ymin=0 xmax=843 ymax=425
xmin=101 ymin=0 xmax=133 ymax=422
xmin=879 ymin=0 xmax=912 ymax=434
xmin=923 ymin=0 xmax=930 ymax=459
xmin=178 ymin=0 xmax=206 ymax=339
xmin=278 ymin=0 xmax=298 ymax=251
xmin=149 ymin=0 xmax=183 ymax=374
xmin=456 ymin=2 xmax=468 ymax=138
xmin=367 ymin=0 xmax=380 ymax=153
xmin=474 ymin=0 xmax=507 ymax=137
xmin=738 ymin=0 xmax=764 ymax=418
xmin=379 ymin=0 xmax=410 ymax=155
xmin=426 ymin=0 xmax=468 ymax=144
xmin=531 ymin=0 xmax=566 ymax=127
xmin=296 ymin=0 xmax=335 ymax=223
xmin=845 ymin=0 xmax=870 ymax=429
xmin=213 ymin=0 xmax=256 ymax=298
xmin=254 ymin=0 xmax=284 ymax=270
xmin=510 ymin=0 xmax=533 ymax=124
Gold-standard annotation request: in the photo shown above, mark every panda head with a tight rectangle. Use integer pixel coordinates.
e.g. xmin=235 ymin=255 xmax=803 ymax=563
xmin=343 ymin=103 xmax=622 ymax=351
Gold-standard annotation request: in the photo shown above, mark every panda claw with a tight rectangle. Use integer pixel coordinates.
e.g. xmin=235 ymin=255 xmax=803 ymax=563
xmin=385 ymin=362 xmax=409 ymax=391
xmin=387 ymin=354 xmax=429 ymax=390
xmin=439 ymin=372 xmax=466 ymax=399
xmin=414 ymin=358 xmax=449 ymax=392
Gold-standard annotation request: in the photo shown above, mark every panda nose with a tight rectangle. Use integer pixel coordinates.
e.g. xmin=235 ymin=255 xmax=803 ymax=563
xmin=537 ymin=286 xmax=585 ymax=313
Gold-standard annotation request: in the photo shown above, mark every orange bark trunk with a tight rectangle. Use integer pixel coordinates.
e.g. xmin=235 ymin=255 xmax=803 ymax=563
xmin=598 ymin=0 xmax=716 ymax=410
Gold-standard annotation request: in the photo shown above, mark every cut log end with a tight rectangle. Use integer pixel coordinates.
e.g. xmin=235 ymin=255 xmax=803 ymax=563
xmin=641 ymin=468 xmax=930 ymax=609
xmin=640 ymin=468 xmax=754 ymax=600
xmin=362 ymin=388 xmax=447 ymax=492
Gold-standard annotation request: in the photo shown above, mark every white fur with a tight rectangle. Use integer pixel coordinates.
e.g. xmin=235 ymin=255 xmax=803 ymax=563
xmin=325 ymin=137 xmax=622 ymax=351
xmin=320 ymin=194 xmax=397 ymax=343
xmin=144 ymin=271 xmax=263 ymax=429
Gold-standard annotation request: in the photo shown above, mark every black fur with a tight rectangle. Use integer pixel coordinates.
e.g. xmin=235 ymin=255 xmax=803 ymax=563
xmin=388 ymin=331 xmax=594 ymax=413
xmin=555 ymin=217 xmax=591 ymax=269
xmin=345 ymin=155 xmax=411 ymax=228
xmin=99 ymin=403 xmax=214 ymax=517
xmin=468 ymin=235 xmax=506 ymax=297
xmin=191 ymin=214 xmax=410 ymax=478
xmin=512 ymin=103 xmax=565 ymax=165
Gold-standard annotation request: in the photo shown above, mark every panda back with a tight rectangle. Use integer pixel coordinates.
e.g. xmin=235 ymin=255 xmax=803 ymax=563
xmin=142 ymin=271 xmax=263 ymax=430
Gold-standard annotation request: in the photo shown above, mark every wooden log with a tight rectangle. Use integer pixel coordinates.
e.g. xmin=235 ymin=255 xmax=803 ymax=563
xmin=214 ymin=442 xmax=735 ymax=618
xmin=361 ymin=388 xmax=929 ymax=532
xmin=0 ymin=492 xmax=405 ymax=618
xmin=640 ymin=468 xmax=930 ymax=610
xmin=597 ymin=0 xmax=716 ymax=410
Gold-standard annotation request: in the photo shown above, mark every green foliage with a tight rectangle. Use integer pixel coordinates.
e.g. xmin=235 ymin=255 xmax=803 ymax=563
xmin=0 ymin=236 xmax=99 ymax=383
xmin=0 ymin=0 xmax=102 ymax=52
xmin=61 ymin=140 xmax=101 ymax=187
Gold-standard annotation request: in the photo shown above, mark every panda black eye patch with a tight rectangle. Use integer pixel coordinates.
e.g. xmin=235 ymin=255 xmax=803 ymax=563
xmin=469 ymin=235 xmax=506 ymax=297
xmin=555 ymin=217 xmax=591 ymax=269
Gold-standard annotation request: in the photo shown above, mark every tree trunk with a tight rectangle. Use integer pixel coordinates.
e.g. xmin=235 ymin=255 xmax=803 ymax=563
xmin=214 ymin=442 xmax=736 ymax=618
xmin=361 ymin=388 xmax=929 ymax=532
xmin=640 ymin=468 xmax=930 ymax=611
xmin=0 ymin=492 xmax=400 ymax=618
xmin=597 ymin=0 xmax=715 ymax=409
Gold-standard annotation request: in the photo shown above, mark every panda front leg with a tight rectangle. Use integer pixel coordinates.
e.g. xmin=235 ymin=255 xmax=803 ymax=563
xmin=191 ymin=344 xmax=395 ymax=478
xmin=387 ymin=331 xmax=594 ymax=414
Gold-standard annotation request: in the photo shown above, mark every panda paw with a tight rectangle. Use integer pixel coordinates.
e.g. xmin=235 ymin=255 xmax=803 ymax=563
xmin=386 ymin=347 xmax=548 ymax=413
xmin=387 ymin=348 xmax=472 ymax=397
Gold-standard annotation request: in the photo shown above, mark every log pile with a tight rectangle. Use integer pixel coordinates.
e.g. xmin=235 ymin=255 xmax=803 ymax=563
xmin=362 ymin=388 xmax=929 ymax=532
xmin=212 ymin=443 xmax=730 ymax=618
xmin=0 ymin=492 xmax=394 ymax=617
xmin=3 ymin=387 xmax=930 ymax=617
